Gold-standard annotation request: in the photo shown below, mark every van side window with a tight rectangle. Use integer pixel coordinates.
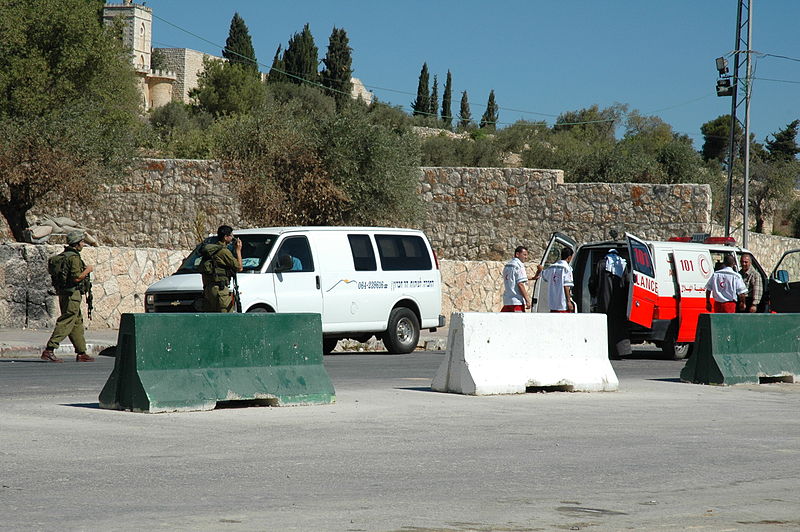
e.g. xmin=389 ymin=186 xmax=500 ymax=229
xmin=375 ymin=235 xmax=432 ymax=271
xmin=274 ymin=236 xmax=314 ymax=272
xmin=348 ymin=234 xmax=377 ymax=271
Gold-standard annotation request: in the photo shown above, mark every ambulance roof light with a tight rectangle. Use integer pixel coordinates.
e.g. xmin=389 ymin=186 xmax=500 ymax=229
xmin=668 ymin=236 xmax=692 ymax=242
xmin=704 ymin=236 xmax=736 ymax=245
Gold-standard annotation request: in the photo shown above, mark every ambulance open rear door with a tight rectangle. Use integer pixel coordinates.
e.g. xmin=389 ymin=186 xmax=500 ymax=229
xmin=671 ymin=249 xmax=713 ymax=344
xmin=532 ymin=232 xmax=577 ymax=313
xmin=625 ymin=234 xmax=657 ymax=328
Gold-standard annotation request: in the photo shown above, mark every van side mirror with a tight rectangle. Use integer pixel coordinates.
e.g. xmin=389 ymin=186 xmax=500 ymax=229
xmin=775 ymin=270 xmax=789 ymax=284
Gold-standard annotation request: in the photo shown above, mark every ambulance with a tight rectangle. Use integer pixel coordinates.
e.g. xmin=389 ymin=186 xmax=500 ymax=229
xmin=531 ymin=232 xmax=767 ymax=359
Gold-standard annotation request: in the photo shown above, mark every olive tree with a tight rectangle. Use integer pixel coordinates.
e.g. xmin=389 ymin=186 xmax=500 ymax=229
xmin=0 ymin=0 xmax=140 ymax=240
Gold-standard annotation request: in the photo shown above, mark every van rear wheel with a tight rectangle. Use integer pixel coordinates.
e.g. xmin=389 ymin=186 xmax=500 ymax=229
xmin=382 ymin=307 xmax=420 ymax=354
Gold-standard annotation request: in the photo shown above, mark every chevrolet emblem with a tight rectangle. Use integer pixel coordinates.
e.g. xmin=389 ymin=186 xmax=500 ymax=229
xmin=170 ymin=300 xmax=181 ymax=307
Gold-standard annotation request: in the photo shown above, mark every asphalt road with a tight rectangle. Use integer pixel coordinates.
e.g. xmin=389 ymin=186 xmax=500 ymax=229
xmin=1 ymin=349 xmax=799 ymax=531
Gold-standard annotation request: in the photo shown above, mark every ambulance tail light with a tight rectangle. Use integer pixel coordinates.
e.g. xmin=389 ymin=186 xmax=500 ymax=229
xmin=668 ymin=236 xmax=692 ymax=242
xmin=704 ymin=236 xmax=736 ymax=246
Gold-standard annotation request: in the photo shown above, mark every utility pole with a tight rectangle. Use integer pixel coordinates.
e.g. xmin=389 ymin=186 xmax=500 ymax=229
xmin=721 ymin=0 xmax=753 ymax=248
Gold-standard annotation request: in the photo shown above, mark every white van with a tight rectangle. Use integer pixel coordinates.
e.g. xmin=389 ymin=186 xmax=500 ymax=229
xmin=532 ymin=232 xmax=767 ymax=359
xmin=145 ymin=227 xmax=445 ymax=354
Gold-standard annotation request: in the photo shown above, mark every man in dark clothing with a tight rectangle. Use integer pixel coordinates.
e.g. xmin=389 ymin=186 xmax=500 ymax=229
xmin=200 ymin=225 xmax=243 ymax=312
xmin=590 ymin=249 xmax=631 ymax=359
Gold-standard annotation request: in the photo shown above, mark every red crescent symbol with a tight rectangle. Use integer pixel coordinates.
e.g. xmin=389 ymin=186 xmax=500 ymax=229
xmin=699 ymin=255 xmax=710 ymax=276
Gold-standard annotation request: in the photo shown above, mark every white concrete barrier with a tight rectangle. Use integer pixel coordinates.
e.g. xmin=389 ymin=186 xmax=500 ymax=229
xmin=431 ymin=312 xmax=618 ymax=395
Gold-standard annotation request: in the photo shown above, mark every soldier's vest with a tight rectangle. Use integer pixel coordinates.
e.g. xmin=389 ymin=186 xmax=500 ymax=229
xmin=199 ymin=243 xmax=231 ymax=286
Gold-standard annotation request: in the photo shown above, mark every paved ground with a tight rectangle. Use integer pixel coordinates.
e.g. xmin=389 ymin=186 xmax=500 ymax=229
xmin=1 ymin=349 xmax=798 ymax=531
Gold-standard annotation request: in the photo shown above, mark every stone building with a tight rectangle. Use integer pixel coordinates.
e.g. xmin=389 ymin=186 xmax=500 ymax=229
xmin=102 ymin=1 xmax=177 ymax=110
xmin=103 ymin=1 xmax=373 ymax=109
xmin=154 ymin=48 xmax=222 ymax=104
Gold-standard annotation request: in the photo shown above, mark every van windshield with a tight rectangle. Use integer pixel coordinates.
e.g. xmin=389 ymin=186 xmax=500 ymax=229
xmin=175 ymin=234 xmax=277 ymax=274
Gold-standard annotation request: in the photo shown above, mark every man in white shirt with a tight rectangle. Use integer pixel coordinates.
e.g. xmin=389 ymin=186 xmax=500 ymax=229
xmin=501 ymin=246 xmax=531 ymax=312
xmin=538 ymin=246 xmax=575 ymax=312
xmin=705 ymin=254 xmax=747 ymax=313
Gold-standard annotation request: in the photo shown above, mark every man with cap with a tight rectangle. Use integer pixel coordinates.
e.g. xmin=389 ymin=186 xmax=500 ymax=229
xmin=199 ymin=225 xmax=243 ymax=312
xmin=41 ymin=231 xmax=95 ymax=362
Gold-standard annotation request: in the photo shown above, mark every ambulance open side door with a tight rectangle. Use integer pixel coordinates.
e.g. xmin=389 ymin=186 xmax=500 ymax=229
xmin=672 ymin=249 xmax=713 ymax=343
xmin=626 ymin=233 xmax=657 ymax=328
xmin=532 ymin=232 xmax=577 ymax=313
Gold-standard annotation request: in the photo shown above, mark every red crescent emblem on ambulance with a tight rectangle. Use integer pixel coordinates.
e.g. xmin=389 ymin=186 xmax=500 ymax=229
xmin=699 ymin=255 xmax=710 ymax=276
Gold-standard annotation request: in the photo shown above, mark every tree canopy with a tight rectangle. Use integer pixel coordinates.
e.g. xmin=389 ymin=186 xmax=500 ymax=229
xmin=282 ymin=24 xmax=320 ymax=85
xmin=222 ymin=13 xmax=258 ymax=74
xmin=458 ymin=91 xmax=471 ymax=129
xmin=441 ymin=71 xmax=453 ymax=128
xmin=320 ymin=27 xmax=353 ymax=110
xmin=214 ymin=102 xmax=421 ymax=227
xmin=412 ymin=63 xmax=430 ymax=117
xmin=0 ymin=0 xmax=140 ymax=240
xmin=766 ymin=120 xmax=800 ymax=162
xmin=479 ymin=90 xmax=498 ymax=130
xmin=700 ymin=114 xmax=743 ymax=164
xmin=190 ymin=58 xmax=268 ymax=117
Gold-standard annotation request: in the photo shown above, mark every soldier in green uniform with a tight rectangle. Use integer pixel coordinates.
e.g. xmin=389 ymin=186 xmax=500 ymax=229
xmin=199 ymin=225 xmax=243 ymax=312
xmin=41 ymin=231 xmax=95 ymax=363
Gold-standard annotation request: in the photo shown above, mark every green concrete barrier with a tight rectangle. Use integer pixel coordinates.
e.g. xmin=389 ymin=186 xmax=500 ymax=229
xmin=99 ymin=313 xmax=335 ymax=413
xmin=680 ymin=313 xmax=800 ymax=385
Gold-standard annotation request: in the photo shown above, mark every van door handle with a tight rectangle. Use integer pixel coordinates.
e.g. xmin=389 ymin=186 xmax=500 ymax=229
xmin=316 ymin=275 xmax=320 ymax=290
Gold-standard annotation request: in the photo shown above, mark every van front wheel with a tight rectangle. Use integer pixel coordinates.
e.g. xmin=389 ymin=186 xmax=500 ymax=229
xmin=382 ymin=308 xmax=420 ymax=354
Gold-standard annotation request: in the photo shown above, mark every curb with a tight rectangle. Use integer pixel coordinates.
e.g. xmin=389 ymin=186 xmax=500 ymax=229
xmin=0 ymin=342 xmax=115 ymax=359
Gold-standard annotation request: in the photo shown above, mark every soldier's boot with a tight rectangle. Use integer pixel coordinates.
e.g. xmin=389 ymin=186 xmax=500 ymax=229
xmin=75 ymin=353 xmax=95 ymax=362
xmin=41 ymin=349 xmax=63 ymax=363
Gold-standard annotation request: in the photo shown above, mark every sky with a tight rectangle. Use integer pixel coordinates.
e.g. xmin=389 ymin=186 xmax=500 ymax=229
xmin=147 ymin=0 xmax=800 ymax=148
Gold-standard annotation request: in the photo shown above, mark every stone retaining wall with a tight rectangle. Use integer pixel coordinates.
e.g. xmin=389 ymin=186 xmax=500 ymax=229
xmin=420 ymin=167 xmax=712 ymax=260
xmin=30 ymin=159 xmax=240 ymax=250
xmin=712 ymin=223 xmax=798 ymax=273
xmin=20 ymin=160 xmax=714 ymax=262
xmin=0 ymin=243 xmax=185 ymax=330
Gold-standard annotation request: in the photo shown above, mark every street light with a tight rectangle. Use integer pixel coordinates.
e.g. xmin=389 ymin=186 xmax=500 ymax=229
xmin=715 ymin=57 xmax=734 ymax=97
xmin=715 ymin=56 xmax=729 ymax=75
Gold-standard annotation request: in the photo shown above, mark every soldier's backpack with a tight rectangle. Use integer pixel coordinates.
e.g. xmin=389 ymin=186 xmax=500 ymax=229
xmin=198 ymin=243 xmax=224 ymax=276
xmin=47 ymin=249 xmax=77 ymax=290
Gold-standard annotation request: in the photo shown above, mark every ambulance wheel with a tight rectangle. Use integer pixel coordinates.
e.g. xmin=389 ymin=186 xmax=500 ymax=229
xmin=663 ymin=340 xmax=691 ymax=360
xmin=383 ymin=307 xmax=420 ymax=354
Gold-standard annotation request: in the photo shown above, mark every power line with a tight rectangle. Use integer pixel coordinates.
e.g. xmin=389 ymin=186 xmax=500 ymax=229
xmin=751 ymin=76 xmax=800 ymax=85
xmin=759 ymin=52 xmax=800 ymax=64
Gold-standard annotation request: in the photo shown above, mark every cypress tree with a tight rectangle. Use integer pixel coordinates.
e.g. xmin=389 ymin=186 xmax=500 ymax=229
xmin=429 ymin=75 xmax=439 ymax=119
xmin=441 ymin=70 xmax=453 ymax=128
xmin=320 ymin=26 xmax=353 ymax=110
xmin=283 ymin=23 xmax=320 ymax=85
xmin=223 ymin=13 xmax=258 ymax=74
xmin=480 ymin=89 xmax=498 ymax=130
xmin=458 ymin=90 xmax=471 ymax=129
xmin=267 ymin=45 xmax=287 ymax=84
xmin=411 ymin=63 xmax=429 ymax=116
